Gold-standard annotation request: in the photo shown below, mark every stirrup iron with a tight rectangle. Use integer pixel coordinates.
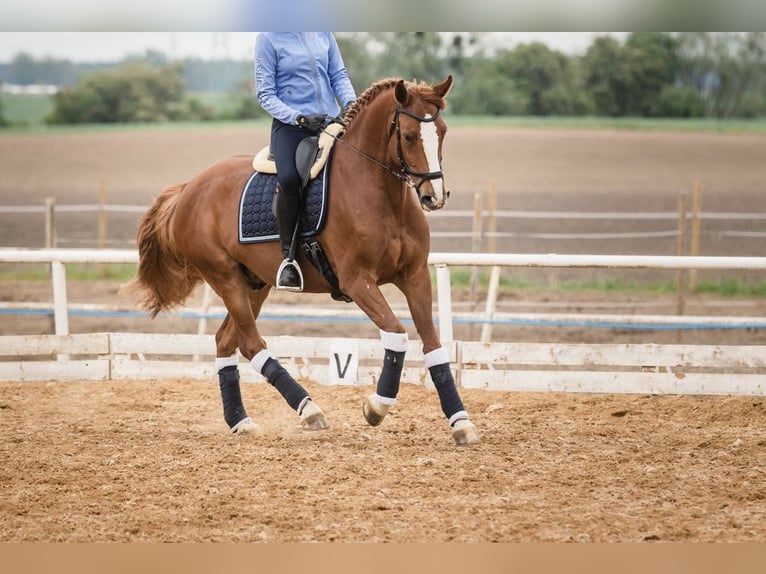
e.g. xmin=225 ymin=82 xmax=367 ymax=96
xmin=276 ymin=258 xmax=304 ymax=292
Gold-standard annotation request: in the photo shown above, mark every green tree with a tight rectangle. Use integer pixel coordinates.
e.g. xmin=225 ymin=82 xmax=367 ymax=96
xmin=623 ymin=32 xmax=681 ymax=116
xmin=449 ymin=58 xmax=529 ymax=116
xmin=496 ymin=42 xmax=591 ymax=115
xmin=500 ymin=43 xmax=563 ymax=114
xmin=677 ymin=32 xmax=766 ymax=118
xmin=0 ymin=92 xmax=8 ymax=127
xmin=335 ymin=33 xmax=376 ymax=95
xmin=47 ymin=62 xmax=209 ymax=124
xmin=6 ymin=52 xmax=79 ymax=86
xmin=582 ymin=36 xmax=633 ymax=116
xmin=366 ymin=32 xmax=451 ymax=84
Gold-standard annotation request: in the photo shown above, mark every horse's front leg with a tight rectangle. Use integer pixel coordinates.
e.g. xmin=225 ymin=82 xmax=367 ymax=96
xmin=340 ymin=275 xmax=411 ymax=428
xmin=398 ymin=266 xmax=480 ymax=446
xmin=343 ymin=272 xmax=478 ymax=445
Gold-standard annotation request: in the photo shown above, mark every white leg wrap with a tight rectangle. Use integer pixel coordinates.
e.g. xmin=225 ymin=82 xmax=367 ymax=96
xmin=215 ymin=353 xmax=239 ymax=371
xmin=424 ymin=347 xmax=450 ymax=368
xmin=380 ymin=330 xmax=408 ymax=352
xmin=373 ymin=393 xmax=397 ymax=406
xmin=251 ymin=349 xmax=275 ymax=373
xmin=449 ymin=410 xmax=469 ymax=427
xmin=297 ymin=396 xmax=311 ymax=416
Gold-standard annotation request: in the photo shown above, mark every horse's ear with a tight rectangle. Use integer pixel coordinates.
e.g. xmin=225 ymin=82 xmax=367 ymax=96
xmin=394 ymin=80 xmax=410 ymax=105
xmin=433 ymin=75 xmax=454 ymax=99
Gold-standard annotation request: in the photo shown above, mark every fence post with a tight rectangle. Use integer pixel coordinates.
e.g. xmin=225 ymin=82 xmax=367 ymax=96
xmin=193 ymin=283 xmax=215 ymax=363
xmin=51 ymin=260 xmax=70 ymax=361
xmin=435 ymin=264 xmax=453 ymax=342
xmin=480 ymin=265 xmax=502 ymax=343
xmin=44 ymin=197 xmax=56 ymax=248
xmin=45 ymin=198 xmax=57 ymax=334
xmin=676 ymin=191 xmax=688 ymax=317
xmin=689 ymin=180 xmax=702 ymax=291
xmin=98 ymin=177 xmax=108 ymax=249
xmin=487 ymin=179 xmax=497 ymax=254
xmin=469 ymin=191 xmax=483 ymax=300
xmin=98 ymin=178 xmax=109 ymax=277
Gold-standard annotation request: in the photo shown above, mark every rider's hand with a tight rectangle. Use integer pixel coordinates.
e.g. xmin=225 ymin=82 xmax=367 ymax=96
xmin=296 ymin=114 xmax=326 ymax=132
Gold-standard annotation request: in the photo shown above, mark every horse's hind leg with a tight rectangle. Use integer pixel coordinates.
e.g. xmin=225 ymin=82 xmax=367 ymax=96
xmin=214 ymin=311 xmax=261 ymax=434
xmin=211 ymin=275 xmax=328 ymax=432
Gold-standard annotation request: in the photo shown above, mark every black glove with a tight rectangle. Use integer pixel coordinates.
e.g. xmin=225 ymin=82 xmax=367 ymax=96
xmin=296 ymin=114 xmax=326 ymax=131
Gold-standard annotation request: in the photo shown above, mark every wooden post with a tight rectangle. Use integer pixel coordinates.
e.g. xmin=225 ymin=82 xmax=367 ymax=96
xmin=98 ymin=177 xmax=108 ymax=249
xmin=469 ymin=191 xmax=483 ymax=301
xmin=44 ymin=197 xmax=56 ymax=248
xmin=676 ymin=191 xmax=688 ymax=317
xmin=467 ymin=191 xmax=485 ymax=340
xmin=485 ymin=182 xmax=499 ymax=336
xmin=193 ymin=283 xmax=215 ymax=362
xmin=435 ymin=265 xmax=453 ymax=343
xmin=480 ymin=265 xmax=502 ymax=343
xmin=487 ymin=180 xmax=497 ymax=254
xmin=689 ymin=180 xmax=702 ymax=291
xmin=45 ymin=197 xmax=57 ymax=334
xmin=98 ymin=177 xmax=108 ymax=276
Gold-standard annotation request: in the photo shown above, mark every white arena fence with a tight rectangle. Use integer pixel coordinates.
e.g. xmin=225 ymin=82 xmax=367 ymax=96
xmin=2 ymin=202 xmax=766 ymax=246
xmin=0 ymin=332 xmax=763 ymax=396
xmin=0 ymin=248 xmax=764 ymax=396
xmin=2 ymin=248 xmax=766 ymax=340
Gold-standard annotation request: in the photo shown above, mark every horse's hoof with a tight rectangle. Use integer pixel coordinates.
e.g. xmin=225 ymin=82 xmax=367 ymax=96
xmin=231 ymin=417 xmax=263 ymax=436
xmin=300 ymin=400 xmax=329 ymax=430
xmin=451 ymin=419 xmax=480 ymax=446
xmin=362 ymin=394 xmax=390 ymax=427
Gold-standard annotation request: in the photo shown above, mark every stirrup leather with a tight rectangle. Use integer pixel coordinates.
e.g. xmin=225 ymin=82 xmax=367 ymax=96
xmin=276 ymin=259 xmax=304 ymax=292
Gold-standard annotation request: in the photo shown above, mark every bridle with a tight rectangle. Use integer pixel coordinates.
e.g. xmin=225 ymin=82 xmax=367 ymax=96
xmin=389 ymin=104 xmax=446 ymax=197
xmin=324 ymin=103 xmax=448 ymax=204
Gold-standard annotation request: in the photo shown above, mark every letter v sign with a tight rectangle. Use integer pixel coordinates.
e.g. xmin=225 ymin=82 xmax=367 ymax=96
xmin=334 ymin=353 xmax=352 ymax=378
xmin=329 ymin=339 xmax=359 ymax=385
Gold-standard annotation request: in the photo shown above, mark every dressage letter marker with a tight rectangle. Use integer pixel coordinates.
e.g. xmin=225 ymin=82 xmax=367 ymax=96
xmin=329 ymin=339 xmax=358 ymax=385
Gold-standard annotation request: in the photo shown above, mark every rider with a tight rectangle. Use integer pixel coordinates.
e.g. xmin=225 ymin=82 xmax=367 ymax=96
xmin=254 ymin=32 xmax=357 ymax=291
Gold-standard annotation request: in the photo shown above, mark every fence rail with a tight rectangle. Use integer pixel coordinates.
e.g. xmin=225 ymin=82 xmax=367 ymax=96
xmin=2 ymin=201 xmax=766 ymax=246
xmin=0 ymin=332 xmax=763 ymax=396
xmin=1 ymin=248 xmax=765 ymax=343
xmin=2 ymin=248 xmax=764 ymax=396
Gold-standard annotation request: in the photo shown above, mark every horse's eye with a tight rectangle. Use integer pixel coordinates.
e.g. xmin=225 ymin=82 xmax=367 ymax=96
xmin=403 ymin=133 xmax=417 ymax=145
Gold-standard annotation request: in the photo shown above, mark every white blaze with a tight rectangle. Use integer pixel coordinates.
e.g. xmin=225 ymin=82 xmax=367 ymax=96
xmin=420 ymin=114 xmax=443 ymax=201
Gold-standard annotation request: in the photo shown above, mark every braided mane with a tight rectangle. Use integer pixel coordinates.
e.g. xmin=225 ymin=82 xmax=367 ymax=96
xmin=343 ymin=77 xmax=448 ymax=129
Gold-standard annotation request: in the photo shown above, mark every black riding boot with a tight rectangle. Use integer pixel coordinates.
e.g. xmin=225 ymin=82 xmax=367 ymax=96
xmin=275 ymin=187 xmax=303 ymax=291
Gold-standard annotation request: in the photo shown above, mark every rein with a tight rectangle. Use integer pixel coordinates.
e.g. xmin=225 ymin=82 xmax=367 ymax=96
xmin=324 ymin=122 xmax=412 ymax=185
xmin=322 ymin=103 xmax=445 ymax=197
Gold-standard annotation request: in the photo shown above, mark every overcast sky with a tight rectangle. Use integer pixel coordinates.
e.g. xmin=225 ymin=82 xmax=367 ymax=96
xmin=0 ymin=32 xmax=627 ymax=63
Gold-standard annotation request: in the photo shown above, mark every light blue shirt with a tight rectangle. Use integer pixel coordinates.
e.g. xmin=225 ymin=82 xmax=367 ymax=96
xmin=255 ymin=32 xmax=357 ymax=125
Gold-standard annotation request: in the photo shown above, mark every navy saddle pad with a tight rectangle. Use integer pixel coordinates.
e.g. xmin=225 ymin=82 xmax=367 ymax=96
xmin=238 ymin=168 xmax=329 ymax=244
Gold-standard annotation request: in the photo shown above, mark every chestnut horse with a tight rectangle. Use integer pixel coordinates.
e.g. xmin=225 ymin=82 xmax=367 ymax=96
xmin=124 ymin=76 xmax=479 ymax=446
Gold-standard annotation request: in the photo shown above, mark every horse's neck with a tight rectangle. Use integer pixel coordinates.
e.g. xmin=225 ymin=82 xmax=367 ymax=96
xmin=342 ymin=102 xmax=399 ymax=185
xmin=333 ymin=96 xmax=420 ymax=217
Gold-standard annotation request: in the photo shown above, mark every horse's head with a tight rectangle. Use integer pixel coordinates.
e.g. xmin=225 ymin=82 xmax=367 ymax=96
xmin=391 ymin=75 xmax=453 ymax=211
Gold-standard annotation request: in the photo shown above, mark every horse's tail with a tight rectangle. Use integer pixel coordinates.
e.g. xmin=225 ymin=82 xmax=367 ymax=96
xmin=121 ymin=183 xmax=202 ymax=317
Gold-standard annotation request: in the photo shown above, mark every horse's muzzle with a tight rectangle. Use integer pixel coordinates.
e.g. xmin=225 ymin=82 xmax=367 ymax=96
xmin=420 ymin=192 xmax=447 ymax=211
xmin=419 ymin=184 xmax=450 ymax=212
